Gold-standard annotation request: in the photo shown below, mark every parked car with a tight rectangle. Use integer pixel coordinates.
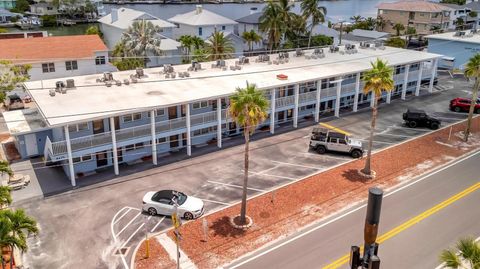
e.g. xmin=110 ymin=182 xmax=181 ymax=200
xmin=309 ymin=127 xmax=363 ymax=158
xmin=142 ymin=190 xmax=204 ymax=219
xmin=402 ymin=109 xmax=441 ymax=130
xmin=449 ymin=97 xmax=480 ymax=114
xmin=5 ymin=94 xmax=25 ymax=111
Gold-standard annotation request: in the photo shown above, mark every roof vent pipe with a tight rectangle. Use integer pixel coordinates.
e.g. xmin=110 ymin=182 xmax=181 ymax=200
xmin=196 ymin=5 xmax=202 ymax=15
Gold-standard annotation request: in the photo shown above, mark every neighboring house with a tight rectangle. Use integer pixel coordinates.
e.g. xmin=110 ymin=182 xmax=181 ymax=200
xmin=439 ymin=3 xmax=470 ymax=30
xmin=235 ymin=12 xmax=266 ymax=51
xmin=343 ymin=29 xmax=390 ymax=42
xmin=0 ymin=35 xmax=115 ymax=80
xmin=28 ymin=2 xmax=58 ymax=16
xmin=311 ymin=24 xmax=340 ymax=45
xmin=462 ymin=1 xmax=480 ymax=29
xmin=0 ymin=31 xmax=47 ymax=39
xmin=3 ymin=44 xmax=440 ymax=185
xmin=168 ymin=5 xmax=242 ymax=55
xmin=0 ymin=0 xmax=15 ymax=10
xmin=98 ymin=7 xmax=181 ymax=66
xmin=0 ymin=8 xmax=20 ymax=23
xmin=426 ymin=30 xmax=480 ymax=69
xmin=377 ymin=0 xmax=452 ymax=35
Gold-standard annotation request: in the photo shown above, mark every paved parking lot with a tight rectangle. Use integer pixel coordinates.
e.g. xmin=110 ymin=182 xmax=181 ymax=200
xmin=19 ymin=74 xmax=472 ymax=269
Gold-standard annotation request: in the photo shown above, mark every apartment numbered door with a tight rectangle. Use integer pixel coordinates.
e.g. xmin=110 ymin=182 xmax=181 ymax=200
xmin=96 ymin=151 xmax=108 ymax=167
xmin=168 ymin=106 xmax=178 ymax=120
xmin=117 ymin=148 xmax=123 ymax=163
xmin=93 ymin=119 xmax=105 ymax=134
xmin=170 ymin=135 xmax=179 ymax=148
xmin=277 ymin=111 xmax=285 ymax=122
xmin=24 ymin=133 xmax=38 ymax=156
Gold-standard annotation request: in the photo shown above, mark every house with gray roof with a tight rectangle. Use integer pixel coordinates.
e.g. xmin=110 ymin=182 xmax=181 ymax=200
xmin=235 ymin=12 xmax=266 ymax=51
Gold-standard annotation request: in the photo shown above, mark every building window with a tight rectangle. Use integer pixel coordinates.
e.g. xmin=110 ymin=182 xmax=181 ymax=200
xmin=73 ymin=154 xmax=93 ymax=163
xmin=68 ymin=123 xmax=89 ymax=132
xmin=125 ymin=142 xmax=144 ymax=151
xmin=42 ymin=63 xmax=55 ymax=73
xmin=95 ymin=56 xmax=106 ymax=65
xmin=123 ymin=113 xmax=142 ymax=122
xmin=193 ymin=126 xmax=217 ymax=136
xmin=147 ymin=109 xmax=165 ymax=117
xmin=65 ymin=60 xmax=78 ymax=71
xmin=222 ymin=25 xmax=226 ymax=30
xmin=198 ymin=27 xmax=202 ymax=36
xmin=192 ymin=101 xmax=208 ymax=109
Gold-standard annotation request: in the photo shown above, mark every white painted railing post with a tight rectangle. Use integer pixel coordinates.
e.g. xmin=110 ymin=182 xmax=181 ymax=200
xmin=270 ymin=88 xmax=276 ymax=133
xmin=150 ymin=110 xmax=157 ymax=165
xmin=293 ymin=84 xmax=299 ymax=128
xmin=186 ymin=104 xmax=191 ymax=156
xmin=64 ymin=125 xmax=76 ymax=187
xmin=335 ymin=82 xmax=342 ymax=117
xmin=402 ymin=64 xmax=410 ymax=100
xmin=315 ymin=80 xmax=321 ymax=122
xmin=217 ymin=98 xmax=222 ymax=148
xmin=353 ymin=73 xmax=360 ymax=112
xmin=110 ymin=117 xmax=119 ymax=176
xmin=416 ymin=62 xmax=424 ymax=96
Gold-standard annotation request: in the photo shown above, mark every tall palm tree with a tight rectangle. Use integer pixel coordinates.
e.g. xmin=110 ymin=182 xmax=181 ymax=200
xmin=350 ymin=15 xmax=363 ymax=23
xmin=365 ymin=17 xmax=376 ymax=30
xmin=361 ymin=59 xmax=394 ymax=177
xmin=0 ymin=218 xmax=26 ymax=269
xmin=301 ymin=0 xmax=326 ymax=48
xmin=204 ymin=30 xmax=235 ymax=61
xmin=260 ymin=0 xmax=286 ymax=51
xmin=463 ymin=53 xmax=480 ymax=142
xmin=0 ymin=187 xmax=11 ymax=209
xmin=121 ymin=20 xmax=163 ymax=66
xmin=0 ymin=161 xmax=12 ymax=180
xmin=178 ymin=35 xmax=194 ymax=62
xmin=191 ymin=36 xmax=204 ymax=50
xmin=440 ymin=237 xmax=480 ymax=269
xmin=393 ymin=23 xmax=405 ymax=36
xmin=242 ymin=30 xmax=262 ymax=54
xmin=229 ymin=83 xmax=269 ymax=224
xmin=286 ymin=13 xmax=308 ymax=48
xmin=376 ymin=16 xmax=386 ymax=31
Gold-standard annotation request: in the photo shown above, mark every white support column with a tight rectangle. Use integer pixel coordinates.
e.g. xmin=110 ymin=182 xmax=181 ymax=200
xmin=429 ymin=58 xmax=438 ymax=93
xmin=270 ymin=88 xmax=276 ymax=133
xmin=386 ymin=91 xmax=391 ymax=104
xmin=315 ymin=80 xmax=321 ymax=122
xmin=335 ymin=82 xmax=342 ymax=117
xmin=415 ymin=62 xmax=424 ymax=96
xmin=186 ymin=104 xmax=191 ymax=156
xmin=109 ymin=117 xmax=119 ymax=175
xmin=64 ymin=125 xmax=76 ymax=187
xmin=293 ymin=84 xmax=299 ymax=128
xmin=401 ymin=64 xmax=410 ymax=100
xmin=217 ymin=98 xmax=222 ymax=148
xmin=353 ymin=72 xmax=360 ymax=112
xmin=150 ymin=110 xmax=157 ymax=165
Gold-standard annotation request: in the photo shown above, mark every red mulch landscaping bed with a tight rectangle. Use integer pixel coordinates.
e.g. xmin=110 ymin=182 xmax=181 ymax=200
xmin=134 ymin=237 xmax=176 ymax=269
xmin=135 ymin=117 xmax=480 ymax=269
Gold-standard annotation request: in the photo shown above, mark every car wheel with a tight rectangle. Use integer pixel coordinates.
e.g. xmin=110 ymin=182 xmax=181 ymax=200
xmin=184 ymin=212 xmax=194 ymax=220
xmin=430 ymin=122 xmax=439 ymax=130
xmin=476 ymin=108 xmax=480 ymax=114
xmin=351 ymin=150 xmax=362 ymax=159
xmin=147 ymin=207 xmax=157 ymax=216
xmin=408 ymin=121 xmax=417 ymax=128
xmin=316 ymin=146 xmax=326 ymax=154
xmin=454 ymin=106 xmax=461 ymax=113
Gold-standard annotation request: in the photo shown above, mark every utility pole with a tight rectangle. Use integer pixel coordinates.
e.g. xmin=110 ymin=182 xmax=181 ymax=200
xmin=172 ymin=192 xmax=182 ymax=269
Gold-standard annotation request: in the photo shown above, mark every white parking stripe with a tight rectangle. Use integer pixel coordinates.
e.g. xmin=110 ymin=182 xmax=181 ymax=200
xmin=150 ymin=216 xmax=166 ymax=233
xmin=200 ymin=198 xmax=233 ymax=206
xmin=375 ymin=132 xmax=412 ymax=138
xmin=116 ymin=212 xmax=141 ymax=237
xmin=255 ymin=173 xmax=296 ymax=180
xmin=434 ymin=116 xmax=466 ymax=121
xmin=387 ymin=126 xmax=431 ymax=132
xmin=113 ymin=207 xmax=132 ymax=225
xmin=121 ymin=223 xmax=145 ymax=249
xmin=207 ymin=180 xmax=266 ymax=192
xmin=357 ymin=139 xmax=395 ymax=145
xmin=302 ymin=152 xmax=350 ymax=161
xmin=271 ymin=160 xmax=321 ymax=170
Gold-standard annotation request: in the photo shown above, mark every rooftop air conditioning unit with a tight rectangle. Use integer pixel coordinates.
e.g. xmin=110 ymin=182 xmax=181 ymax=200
xmin=136 ymin=68 xmax=144 ymax=78
xmin=104 ymin=72 xmax=113 ymax=81
xmin=66 ymin=79 xmax=75 ymax=88
xmin=55 ymin=81 xmax=65 ymax=92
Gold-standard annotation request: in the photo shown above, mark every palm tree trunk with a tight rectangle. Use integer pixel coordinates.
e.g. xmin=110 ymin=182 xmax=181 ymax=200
xmin=240 ymin=127 xmax=250 ymax=224
xmin=464 ymin=78 xmax=480 ymax=142
xmin=308 ymin=24 xmax=314 ymax=48
xmin=363 ymin=93 xmax=378 ymax=176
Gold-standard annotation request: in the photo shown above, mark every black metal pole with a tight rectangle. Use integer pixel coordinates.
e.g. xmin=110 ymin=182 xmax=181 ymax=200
xmin=362 ymin=187 xmax=383 ymax=267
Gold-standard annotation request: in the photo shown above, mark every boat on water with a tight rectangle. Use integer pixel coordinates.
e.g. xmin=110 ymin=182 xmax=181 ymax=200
xmin=15 ymin=16 xmax=41 ymax=30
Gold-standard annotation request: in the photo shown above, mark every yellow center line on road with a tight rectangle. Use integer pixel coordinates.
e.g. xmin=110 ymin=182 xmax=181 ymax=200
xmin=322 ymin=181 xmax=480 ymax=269
xmin=319 ymin=123 xmax=352 ymax=136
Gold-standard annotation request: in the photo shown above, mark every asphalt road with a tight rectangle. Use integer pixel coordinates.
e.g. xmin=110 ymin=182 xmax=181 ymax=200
xmin=228 ymin=150 xmax=480 ymax=269
xmin=17 ymin=74 xmax=475 ymax=269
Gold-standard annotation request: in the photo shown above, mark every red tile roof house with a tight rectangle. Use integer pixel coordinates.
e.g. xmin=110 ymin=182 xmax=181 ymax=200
xmin=0 ymin=35 xmax=116 ymax=81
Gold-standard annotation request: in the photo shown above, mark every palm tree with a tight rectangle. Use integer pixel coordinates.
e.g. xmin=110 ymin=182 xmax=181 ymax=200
xmin=191 ymin=36 xmax=204 ymax=50
xmin=0 ymin=187 xmax=11 ymax=209
xmin=286 ymin=13 xmax=308 ymax=48
xmin=350 ymin=15 xmax=363 ymax=23
xmin=242 ymin=30 xmax=262 ymax=54
xmin=204 ymin=30 xmax=235 ymax=61
xmin=178 ymin=35 xmax=194 ymax=62
xmin=229 ymin=83 xmax=269 ymax=224
xmin=376 ymin=16 xmax=386 ymax=31
xmin=463 ymin=54 xmax=480 ymax=142
xmin=301 ymin=0 xmax=326 ymax=48
xmin=365 ymin=17 xmax=376 ymax=30
xmin=393 ymin=23 xmax=405 ymax=36
xmin=0 ymin=217 xmax=26 ymax=269
xmin=440 ymin=237 xmax=480 ymax=269
xmin=0 ymin=161 xmax=12 ymax=180
xmin=121 ymin=20 xmax=163 ymax=66
xmin=405 ymin=27 xmax=416 ymax=48
xmin=361 ymin=59 xmax=394 ymax=177
xmin=260 ymin=0 xmax=286 ymax=51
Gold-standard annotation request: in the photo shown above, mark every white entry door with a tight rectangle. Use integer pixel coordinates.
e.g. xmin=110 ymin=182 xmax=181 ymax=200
xmin=24 ymin=133 xmax=38 ymax=156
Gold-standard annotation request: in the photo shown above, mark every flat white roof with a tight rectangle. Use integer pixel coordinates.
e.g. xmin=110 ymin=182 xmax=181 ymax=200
xmin=3 ymin=108 xmax=48 ymax=135
xmin=426 ymin=31 xmax=480 ymax=44
xmin=24 ymin=45 xmax=442 ymax=127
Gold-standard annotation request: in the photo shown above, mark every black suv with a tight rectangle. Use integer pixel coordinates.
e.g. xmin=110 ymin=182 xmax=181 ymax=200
xmin=403 ymin=109 xmax=441 ymax=130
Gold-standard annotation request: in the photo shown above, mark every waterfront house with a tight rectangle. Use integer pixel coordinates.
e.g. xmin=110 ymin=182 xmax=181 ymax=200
xmin=28 ymin=2 xmax=58 ymax=16
xmin=2 ymin=43 xmax=441 ymax=186
xmin=426 ymin=31 xmax=480 ymax=69
xmin=235 ymin=12 xmax=266 ymax=52
xmin=0 ymin=8 xmax=20 ymax=23
xmin=0 ymin=35 xmax=115 ymax=80
xmin=98 ymin=7 xmax=181 ymax=66
xmin=0 ymin=0 xmax=15 ymax=10
xmin=377 ymin=0 xmax=452 ymax=35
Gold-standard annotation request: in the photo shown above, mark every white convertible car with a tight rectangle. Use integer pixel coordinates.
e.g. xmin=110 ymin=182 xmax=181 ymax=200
xmin=142 ymin=190 xmax=205 ymax=219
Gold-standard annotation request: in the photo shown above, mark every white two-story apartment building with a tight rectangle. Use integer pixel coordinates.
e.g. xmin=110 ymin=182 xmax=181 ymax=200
xmin=0 ymin=35 xmax=115 ymax=81
xmin=3 ymin=43 xmax=441 ymax=186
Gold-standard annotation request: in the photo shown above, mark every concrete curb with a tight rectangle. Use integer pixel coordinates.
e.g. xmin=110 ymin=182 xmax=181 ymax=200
xmin=129 ymin=112 xmax=479 ymax=268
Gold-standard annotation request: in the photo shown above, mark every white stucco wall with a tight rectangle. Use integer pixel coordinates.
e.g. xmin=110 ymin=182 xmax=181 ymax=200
xmin=171 ymin=23 xmax=236 ymax=40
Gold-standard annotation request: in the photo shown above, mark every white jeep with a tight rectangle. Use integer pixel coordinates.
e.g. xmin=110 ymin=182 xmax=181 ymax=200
xmin=309 ymin=127 xmax=363 ymax=158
